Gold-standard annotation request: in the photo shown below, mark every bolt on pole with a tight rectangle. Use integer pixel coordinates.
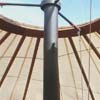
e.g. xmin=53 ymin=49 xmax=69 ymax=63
xmin=41 ymin=0 xmax=61 ymax=100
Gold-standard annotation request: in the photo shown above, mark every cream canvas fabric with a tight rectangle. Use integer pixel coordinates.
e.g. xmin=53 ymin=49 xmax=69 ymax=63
xmin=0 ymin=16 xmax=100 ymax=100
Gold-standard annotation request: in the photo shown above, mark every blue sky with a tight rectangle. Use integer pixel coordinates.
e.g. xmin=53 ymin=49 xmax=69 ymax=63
xmin=0 ymin=0 xmax=100 ymax=27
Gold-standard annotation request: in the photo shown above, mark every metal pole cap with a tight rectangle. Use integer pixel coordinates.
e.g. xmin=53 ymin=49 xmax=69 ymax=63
xmin=41 ymin=0 xmax=61 ymax=10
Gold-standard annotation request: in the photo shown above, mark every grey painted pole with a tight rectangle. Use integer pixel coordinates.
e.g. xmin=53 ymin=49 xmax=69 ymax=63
xmin=41 ymin=0 xmax=61 ymax=100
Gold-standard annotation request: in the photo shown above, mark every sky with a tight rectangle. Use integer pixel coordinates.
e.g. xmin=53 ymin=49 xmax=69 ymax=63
xmin=0 ymin=0 xmax=100 ymax=27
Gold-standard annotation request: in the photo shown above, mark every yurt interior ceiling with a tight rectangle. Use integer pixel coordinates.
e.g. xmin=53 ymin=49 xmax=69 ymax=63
xmin=0 ymin=0 xmax=100 ymax=100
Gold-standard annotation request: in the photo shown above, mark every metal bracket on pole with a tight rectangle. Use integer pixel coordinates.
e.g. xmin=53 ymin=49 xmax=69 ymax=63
xmin=41 ymin=0 xmax=61 ymax=100
xmin=41 ymin=0 xmax=61 ymax=10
